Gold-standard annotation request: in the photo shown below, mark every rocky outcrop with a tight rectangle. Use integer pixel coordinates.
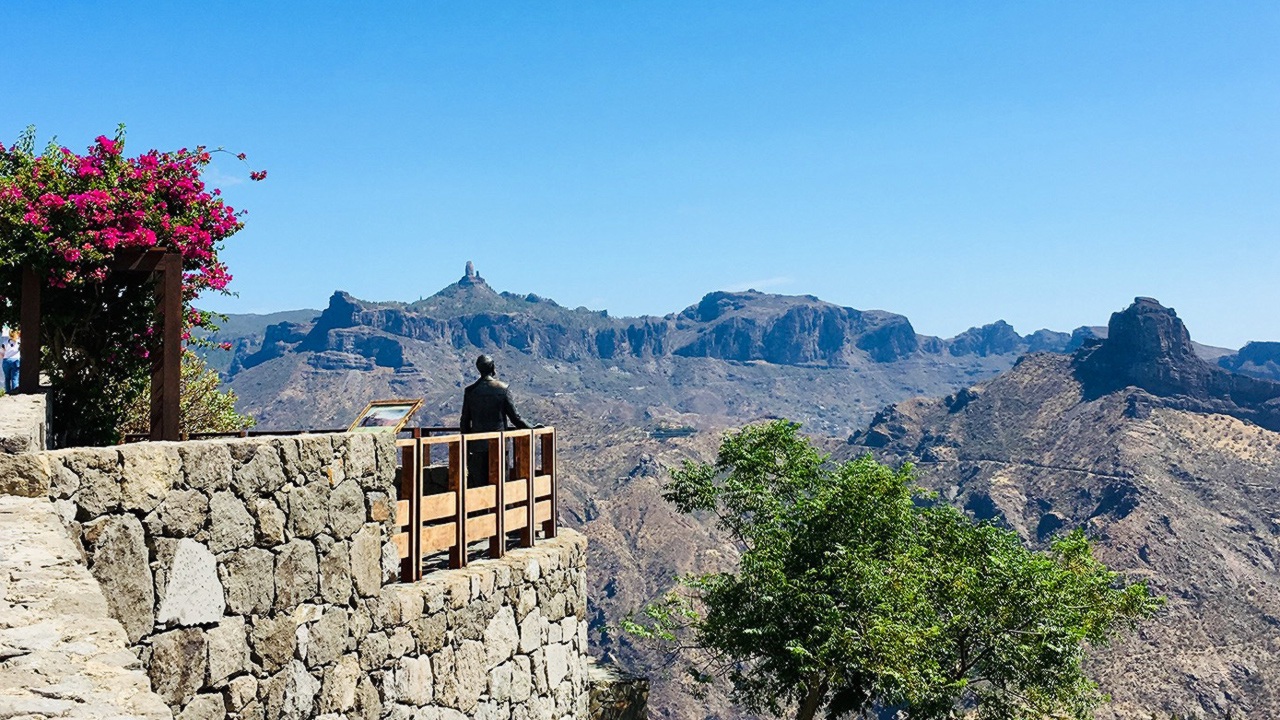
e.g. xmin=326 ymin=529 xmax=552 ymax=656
xmin=587 ymin=660 xmax=649 ymax=720
xmin=1219 ymin=341 xmax=1280 ymax=381
xmin=671 ymin=291 xmax=919 ymax=364
xmin=1074 ymin=298 xmax=1280 ymax=430
xmin=236 ymin=321 xmax=312 ymax=372
xmin=947 ymin=321 xmax=1024 ymax=357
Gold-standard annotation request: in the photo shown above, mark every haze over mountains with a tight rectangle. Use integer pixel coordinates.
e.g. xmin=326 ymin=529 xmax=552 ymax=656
xmin=203 ymin=267 xmax=1280 ymax=718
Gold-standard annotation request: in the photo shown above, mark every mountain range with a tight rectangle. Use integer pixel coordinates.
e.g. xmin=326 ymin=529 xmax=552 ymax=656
xmin=202 ymin=266 xmax=1280 ymax=718
xmin=847 ymin=298 xmax=1280 ymax=718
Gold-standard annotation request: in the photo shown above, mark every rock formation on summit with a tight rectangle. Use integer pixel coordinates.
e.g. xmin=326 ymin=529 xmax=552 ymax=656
xmin=1074 ymin=297 xmax=1280 ymax=430
xmin=846 ymin=297 xmax=1280 ymax=718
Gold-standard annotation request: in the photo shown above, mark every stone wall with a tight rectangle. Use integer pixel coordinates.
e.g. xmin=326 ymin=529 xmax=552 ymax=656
xmin=3 ymin=431 xmax=594 ymax=720
xmin=0 ymin=393 xmax=48 ymax=454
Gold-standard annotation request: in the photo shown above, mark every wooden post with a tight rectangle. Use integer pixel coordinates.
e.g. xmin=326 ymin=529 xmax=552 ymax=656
xmin=490 ymin=434 xmax=505 ymax=559
xmin=151 ymin=253 xmax=182 ymax=441
xmin=515 ymin=433 xmax=535 ymax=548
xmin=398 ymin=439 xmax=423 ymax=582
xmin=542 ymin=430 xmax=557 ymax=539
xmin=18 ymin=267 xmax=40 ymax=394
xmin=452 ymin=436 xmax=468 ymax=569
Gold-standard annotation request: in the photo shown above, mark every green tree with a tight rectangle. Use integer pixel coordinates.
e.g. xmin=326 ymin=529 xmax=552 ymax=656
xmin=624 ymin=420 xmax=1160 ymax=720
xmin=119 ymin=350 xmax=254 ymax=437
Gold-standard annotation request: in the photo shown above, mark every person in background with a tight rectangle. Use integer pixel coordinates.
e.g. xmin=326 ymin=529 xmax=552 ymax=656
xmin=460 ymin=354 xmax=538 ymax=486
xmin=1 ymin=330 xmax=19 ymax=394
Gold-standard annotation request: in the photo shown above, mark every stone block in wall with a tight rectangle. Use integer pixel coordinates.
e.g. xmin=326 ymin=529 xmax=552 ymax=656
xmin=149 ymin=627 xmax=209 ymax=707
xmin=354 ymin=674 xmax=381 ymax=720
xmin=304 ymin=607 xmax=349 ymax=666
xmin=391 ymin=655 xmax=434 ymax=706
xmin=120 ymin=443 xmax=180 ymax=513
xmin=207 ymin=491 xmax=255 ymax=553
xmin=327 ymin=478 xmax=365 ymax=538
xmin=176 ymin=692 xmax=225 ymax=720
xmin=453 ymin=639 xmax=487 ymax=713
xmin=219 ymin=546 xmax=276 ymax=615
xmin=275 ymin=539 xmax=319 ymax=610
xmin=0 ymin=451 xmax=52 ymax=497
xmin=178 ymin=442 xmax=233 ymax=493
xmin=282 ymin=660 xmax=321 ymax=719
xmin=336 ymin=432 xmax=376 ymax=481
xmin=64 ymin=447 xmax=123 ymax=516
xmin=545 ymin=643 xmax=569 ymax=690
xmin=227 ymin=674 xmax=258 ymax=712
xmin=146 ymin=488 xmax=209 ymax=538
xmin=318 ymin=653 xmax=361 ymax=714
xmin=82 ymin=513 xmax=155 ymax=642
xmin=249 ymin=497 xmax=286 ymax=546
xmin=317 ymin=536 xmax=352 ymax=605
xmin=288 ymin=479 xmax=329 ymax=539
xmin=293 ymin=435 xmax=335 ymax=480
xmin=157 ymin=538 xmax=226 ymax=627
xmin=0 ymin=393 xmax=47 ymax=453
xmin=250 ymin=614 xmax=297 ymax=673
xmin=206 ymin=616 xmax=249 ymax=686
xmin=232 ymin=442 xmax=286 ymax=497
xmin=483 ymin=605 xmax=519 ymax=667
xmin=350 ymin=523 xmax=382 ymax=597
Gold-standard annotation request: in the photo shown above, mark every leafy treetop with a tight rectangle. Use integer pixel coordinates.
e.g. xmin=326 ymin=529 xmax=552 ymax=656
xmin=625 ymin=420 xmax=1161 ymax=720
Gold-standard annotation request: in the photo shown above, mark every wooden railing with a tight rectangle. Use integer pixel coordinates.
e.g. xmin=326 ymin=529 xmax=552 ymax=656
xmin=393 ymin=427 xmax=557 ymax=582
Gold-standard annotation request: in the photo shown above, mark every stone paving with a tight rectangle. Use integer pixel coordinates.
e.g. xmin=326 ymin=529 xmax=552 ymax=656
xmin=0 ymin=493 xmax=172 ymax=719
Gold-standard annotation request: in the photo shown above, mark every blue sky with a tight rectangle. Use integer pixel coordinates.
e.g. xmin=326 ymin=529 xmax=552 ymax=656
xmin=3 ymin=2 xmax=1277 ymax=347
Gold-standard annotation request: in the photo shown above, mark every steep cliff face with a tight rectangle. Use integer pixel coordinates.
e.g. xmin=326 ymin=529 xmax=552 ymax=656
xmin=1073 ymin=298 xmax=1280 ymax=429
xmin=668 ymin=291 xmax=919 ymax=365
xmin=232 ymin=268 xmax=1082 ymax=376
xmin=846 ymin=298 xmax=1280 ymax=718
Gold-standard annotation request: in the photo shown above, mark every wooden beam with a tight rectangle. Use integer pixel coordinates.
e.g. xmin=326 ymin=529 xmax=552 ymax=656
xmin=150 ymin=253 xmax=182 ymax=441
xmin=18 ymin=267 xmax=40 ymax=393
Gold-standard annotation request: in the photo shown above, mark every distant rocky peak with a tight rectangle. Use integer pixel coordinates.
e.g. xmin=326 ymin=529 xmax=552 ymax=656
xmin=1070 ymin=298 xmax=1280 ymax=427
xmin=1073 ymin=297 xmax=1212 ymax=398
xmin=459 ymin=260 xmax=488 ymax=288
xmin=1104 ymin=296 xmax=1198 ymax=364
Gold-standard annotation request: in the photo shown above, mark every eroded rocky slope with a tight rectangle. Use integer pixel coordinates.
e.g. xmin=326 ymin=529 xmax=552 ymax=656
xmin=846 ymin=298 xmax=1280 ymax=718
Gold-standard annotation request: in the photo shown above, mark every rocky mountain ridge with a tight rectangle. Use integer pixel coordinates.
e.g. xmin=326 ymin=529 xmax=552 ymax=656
xmin=217 ymin=265 xmax=1269 ymax=385
xmin=846 ymin=298 xmax=1280 ymax=718
xmin=222 ymin=263 xmax=1096 ymax=377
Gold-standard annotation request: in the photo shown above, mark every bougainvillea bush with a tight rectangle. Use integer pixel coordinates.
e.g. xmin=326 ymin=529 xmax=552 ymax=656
xmin=0 ymin=126 xmax=259 ymax=445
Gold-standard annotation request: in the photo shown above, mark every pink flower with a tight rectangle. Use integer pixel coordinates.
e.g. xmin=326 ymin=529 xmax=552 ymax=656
xmin=95 ymin=136 xmax=119 ymax=155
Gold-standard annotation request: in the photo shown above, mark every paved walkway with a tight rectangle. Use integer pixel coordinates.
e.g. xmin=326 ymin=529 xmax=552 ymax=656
xmin=0 ymin=494 xmax=171 ymax=719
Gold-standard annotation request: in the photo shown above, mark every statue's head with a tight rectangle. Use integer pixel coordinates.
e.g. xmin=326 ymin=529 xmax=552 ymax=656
xmin=476 ymin=354 xmax=496 ymax=377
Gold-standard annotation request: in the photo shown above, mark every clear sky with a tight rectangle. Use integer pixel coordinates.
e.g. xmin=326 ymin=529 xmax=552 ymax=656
xmin=3 ymin=2 xmax=1276 ymax=348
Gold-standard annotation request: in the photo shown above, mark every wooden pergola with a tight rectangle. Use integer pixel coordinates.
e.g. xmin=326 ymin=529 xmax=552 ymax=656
xmin=18 ymin=249 xmax=183 ymax=441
